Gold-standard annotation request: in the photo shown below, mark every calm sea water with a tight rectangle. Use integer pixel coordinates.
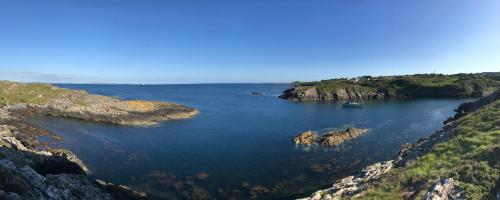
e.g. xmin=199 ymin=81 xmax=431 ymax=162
xmin=27 ymin=84 xmax=470 ymax=199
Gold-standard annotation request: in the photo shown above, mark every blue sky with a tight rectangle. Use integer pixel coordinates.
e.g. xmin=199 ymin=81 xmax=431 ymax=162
xmin=0 ymin=0 xmax=499 ymax=83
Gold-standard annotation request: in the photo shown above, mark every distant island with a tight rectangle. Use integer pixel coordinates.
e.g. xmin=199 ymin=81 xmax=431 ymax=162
xmin=280 ymin=72 xmax=499 ymax=102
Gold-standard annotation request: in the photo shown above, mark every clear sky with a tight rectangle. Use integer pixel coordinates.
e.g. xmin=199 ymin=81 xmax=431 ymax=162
xmin=0 ymin=0 xmax=499 ymax=84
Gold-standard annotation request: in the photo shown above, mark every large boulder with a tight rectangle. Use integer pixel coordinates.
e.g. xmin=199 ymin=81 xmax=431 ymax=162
xmin=293 ymin=128 xmax=369 ymax=146
xmin=319 ymin=128 xmax=369 ymax=146
xmin=293 ymin=130 xmax=318 ymax=145
xmin=424 ymin=178 xmax=462 ymax=200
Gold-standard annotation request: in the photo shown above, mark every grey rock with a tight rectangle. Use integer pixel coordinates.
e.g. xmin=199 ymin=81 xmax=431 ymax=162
xmin=424 ymin=178 xmax=463 ymax=200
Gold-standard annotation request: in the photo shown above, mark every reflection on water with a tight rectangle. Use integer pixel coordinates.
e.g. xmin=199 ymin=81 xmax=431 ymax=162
xmin=26 ymin=84 xmax=472 ymax=199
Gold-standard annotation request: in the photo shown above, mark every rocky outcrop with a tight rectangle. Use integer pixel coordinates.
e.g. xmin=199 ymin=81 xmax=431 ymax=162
xmin=1 ymin=81 xmax=198 ymax=126
xmin=293 ymin=131 xmax=318 ymax=145
xmin=297 ymin=161 xmax=393 ymax=200
xmin=0 ymin=108 xmax=147 ymax=200
xmin=424 ymin=178 xmax=463 ymax=200
xmin=280 ymin=86 xmax=384 ymax=102
xmin=15 ymin=98 xmax=198 ymax=126
xmin=95 ymin=179 xmax=148 ymax=200
xmin=293 ymin=128 xmax=369 ymax=146
xmin=0 ymin=159 xmax=114 ymax=200
xmin=319 ymin=128 xmax=368 ymax=146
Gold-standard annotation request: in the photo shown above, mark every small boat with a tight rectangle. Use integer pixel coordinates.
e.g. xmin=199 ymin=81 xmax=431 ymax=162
xmin=249 ymin=92 xmax=263 ymax=96
xmin=342 ymin=102 xmax=363 ymax=108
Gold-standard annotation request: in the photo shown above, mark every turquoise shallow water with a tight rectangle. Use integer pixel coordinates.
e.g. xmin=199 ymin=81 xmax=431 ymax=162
xmin=26 ymin=84 xmax=471 ymax=199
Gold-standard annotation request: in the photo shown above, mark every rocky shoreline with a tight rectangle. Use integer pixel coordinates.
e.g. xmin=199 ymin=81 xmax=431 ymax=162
xmin=298 ymin=90 xmax=500 ymax=200
xmin=0 ymin=108 xmax=148 ymax=200
xmin=0 ymin=81 xmax=201 ymax=199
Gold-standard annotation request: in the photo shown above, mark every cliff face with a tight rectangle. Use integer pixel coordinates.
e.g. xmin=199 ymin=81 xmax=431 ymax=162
xmin=0 ymin=109 xmax=147 ymax=200
xmin=280 ymin=86 xmax=384 ymax=102
xmin=280 ymin=85 xmax=493 ymax=102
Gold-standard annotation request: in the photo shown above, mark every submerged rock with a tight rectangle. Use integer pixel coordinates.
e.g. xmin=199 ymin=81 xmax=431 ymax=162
xmin=95 ymin=179 xmax=148 ymax=200
xmin=195 ymin=172 xmax=209 ymax=181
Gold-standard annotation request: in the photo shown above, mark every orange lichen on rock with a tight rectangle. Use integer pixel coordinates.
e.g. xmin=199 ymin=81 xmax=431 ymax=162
xmin=126 ymin=100 xmax=156 ymax=112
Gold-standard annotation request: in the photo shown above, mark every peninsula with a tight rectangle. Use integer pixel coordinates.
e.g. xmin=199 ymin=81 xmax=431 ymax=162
xmin=280 ymin=73 xmax=499 ymax=102
xmin=0 ymin=81 xmax=198 ymax=125
xmin=0 ymin=81 xmax=198 ymax=199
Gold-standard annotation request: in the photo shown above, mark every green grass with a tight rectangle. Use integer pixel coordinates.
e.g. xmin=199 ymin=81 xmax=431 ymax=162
xmin=295 ymin=73 xmax=499 ymax=98
xmin=0 ymin=81 xmax=75 ymax=107
xmin=359 ymin=100 xmax=500 ymax=199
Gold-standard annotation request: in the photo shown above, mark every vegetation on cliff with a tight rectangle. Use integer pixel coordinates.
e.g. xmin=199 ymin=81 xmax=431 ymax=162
xmin=299 ymin=90 xmax=499 ymax=200
xmin=361 ymin=99 xmax=499 ymax=199
xmin=281 ymin=73 xmax=499 ymax=101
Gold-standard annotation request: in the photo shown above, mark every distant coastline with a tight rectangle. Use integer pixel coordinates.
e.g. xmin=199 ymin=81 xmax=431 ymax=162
xmin=280 ymin=72 xmax=499 ymax=102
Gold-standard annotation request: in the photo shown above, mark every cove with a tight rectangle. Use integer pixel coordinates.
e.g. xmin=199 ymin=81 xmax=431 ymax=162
xmin=26 ymin=84 xmax=471 ymax=199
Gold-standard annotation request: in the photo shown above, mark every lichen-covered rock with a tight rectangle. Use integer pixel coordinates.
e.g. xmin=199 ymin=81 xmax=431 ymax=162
xmin=319 ymin=128 xmax=369 ymax=146
xmin=293 ymin=128 xmax=369 ymax=146
xmin=424 ymin=178 xmax=463 ymax=200
xmin=1 ymin=81 xmax=198 ymax=126
xmin=293 ymin=130 xmax=318 ymax=145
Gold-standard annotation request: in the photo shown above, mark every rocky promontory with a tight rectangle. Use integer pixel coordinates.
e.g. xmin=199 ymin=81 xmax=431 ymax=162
xmin=281 ymin=73 xmax=499 ymax=102
xmin=293 ymin=128 xmax=369 ymax=146
xmin=0 ymin=81 xmax=201 ymax=199
xmin=0 ymin=81 xmax=198 ymax=125
xmin=0 ymin=107 xmax=147 ymax=200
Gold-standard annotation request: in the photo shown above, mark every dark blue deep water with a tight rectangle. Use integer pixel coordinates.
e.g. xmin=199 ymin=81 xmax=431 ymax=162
xmin=27 ymin=84 xmax=471 ymax=199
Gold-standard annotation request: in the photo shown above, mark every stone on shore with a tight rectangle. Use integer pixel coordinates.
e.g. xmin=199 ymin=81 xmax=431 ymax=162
xmin=424 ymin=178 xmax=462 ymax=200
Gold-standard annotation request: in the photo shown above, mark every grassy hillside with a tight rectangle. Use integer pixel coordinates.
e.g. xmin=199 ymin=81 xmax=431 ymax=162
xmin=360 ymin=99 xmax=500 ymax=199
xmin=0 ymin=81 xmax=83 ymax=107
xmin=295 ymin=73 xmax=499 ymax=98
